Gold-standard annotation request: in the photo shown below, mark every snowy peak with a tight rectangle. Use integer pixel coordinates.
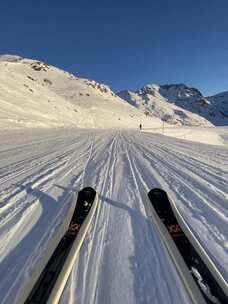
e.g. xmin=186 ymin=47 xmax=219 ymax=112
xmin=138 ymin=83 xmax=203 ymax=102
xmin=159 ymin=83 xmax=202 ymax=101
xmin=118 ymin=83 xmax=228 ymax=126
xmin=117 ymin=86 xmax=212 ymax=127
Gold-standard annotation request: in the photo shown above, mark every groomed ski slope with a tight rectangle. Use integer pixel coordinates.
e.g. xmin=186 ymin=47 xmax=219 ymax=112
xmin=0 ymin=129 xmax=227 ymax=304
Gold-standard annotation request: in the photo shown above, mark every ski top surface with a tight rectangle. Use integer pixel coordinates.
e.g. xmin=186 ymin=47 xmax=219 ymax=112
xmin=148 ymin=188 xmax=228 ymax=304
xmin=24 ymin=187 xmax=98 ymax=304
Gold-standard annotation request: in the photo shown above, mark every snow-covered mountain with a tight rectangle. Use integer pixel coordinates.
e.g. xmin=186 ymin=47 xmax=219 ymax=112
xmin=117 ymin=84 xmax=228 ymax=126
xmin=117 ymin=85 xmax=212 ymax=126
xmin=0 ymin=55 xmax=161 ymax=130
xmin=1 ymin=55 xmax=227 ymax=130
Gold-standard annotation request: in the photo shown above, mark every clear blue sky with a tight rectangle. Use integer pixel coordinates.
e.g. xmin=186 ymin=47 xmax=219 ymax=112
xmin=0 ymin=0 xmax=228 ymax=96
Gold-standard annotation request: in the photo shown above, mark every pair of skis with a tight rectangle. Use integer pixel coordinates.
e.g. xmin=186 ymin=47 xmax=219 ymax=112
xmin=23 ymin=187 xmax=227 ymax=304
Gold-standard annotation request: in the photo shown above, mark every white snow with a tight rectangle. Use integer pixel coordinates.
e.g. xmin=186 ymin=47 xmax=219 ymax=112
xmin=142 ymin=126 xmax=225 ymax=146
xmin=0 ymin=129 xmax=227 ymax=304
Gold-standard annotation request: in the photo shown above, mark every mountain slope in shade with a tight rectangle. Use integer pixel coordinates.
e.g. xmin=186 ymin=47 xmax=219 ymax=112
xmin=118 ymin=84 xmax=228 ymax=126
xmin=206 ymin=91 xmax=228 ymax=124
xmin=156 ymin=84 xmax=228 ymax=125
xmin=0 ymin=55 xmax=161 ymax=130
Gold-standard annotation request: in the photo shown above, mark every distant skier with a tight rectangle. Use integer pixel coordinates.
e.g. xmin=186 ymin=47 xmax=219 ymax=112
xmin=139 ymin=124 xmax=142 ymax=131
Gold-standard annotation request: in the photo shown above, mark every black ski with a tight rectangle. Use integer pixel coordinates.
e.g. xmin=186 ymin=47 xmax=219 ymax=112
xmin=25 ymin=187 xmax=96 ymax=304
xmin=148 ymin=188 xmax=227 ymax=304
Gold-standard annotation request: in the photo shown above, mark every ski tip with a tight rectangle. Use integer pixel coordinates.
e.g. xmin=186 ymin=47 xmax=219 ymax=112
xmin=148 ymin=188 xmax=168 ymax=201
xmin=78 ymin=187 xmax=96 ymax=204
xmin=148 ymin=188 xmax=172 ymax=215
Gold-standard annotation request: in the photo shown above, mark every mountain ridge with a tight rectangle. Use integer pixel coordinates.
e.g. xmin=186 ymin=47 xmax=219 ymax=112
xmin=1 ymin=54 xmax=227 ymax=129
xmin=117 ymin=83 xmax=228 ymax=126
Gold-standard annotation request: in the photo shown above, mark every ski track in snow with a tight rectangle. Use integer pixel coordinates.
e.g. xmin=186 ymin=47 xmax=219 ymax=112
xmin=0 ymin=129 xmax=227 ymax=304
